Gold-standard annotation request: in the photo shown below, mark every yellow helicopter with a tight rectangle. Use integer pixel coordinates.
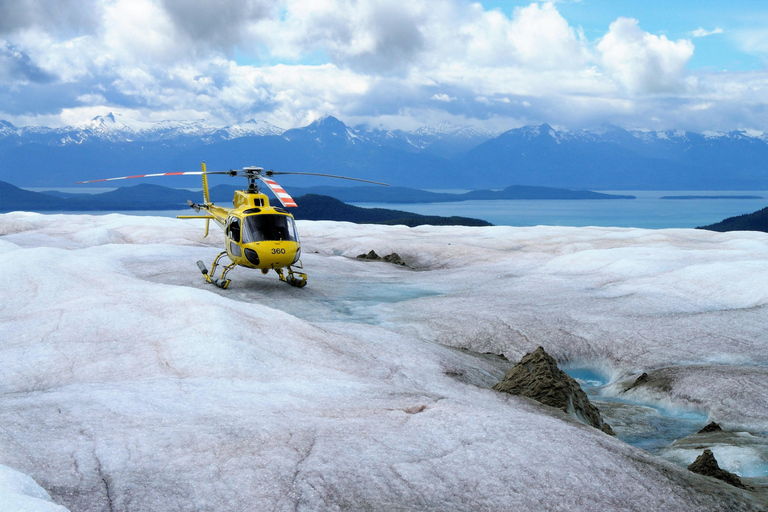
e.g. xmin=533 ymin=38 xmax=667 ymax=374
xmin=78 ymin=163 xmax=387 ymax=289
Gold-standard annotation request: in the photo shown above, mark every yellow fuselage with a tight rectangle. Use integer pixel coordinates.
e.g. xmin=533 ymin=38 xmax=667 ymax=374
xmin=205 ymin=190 xmax=301 ymax=272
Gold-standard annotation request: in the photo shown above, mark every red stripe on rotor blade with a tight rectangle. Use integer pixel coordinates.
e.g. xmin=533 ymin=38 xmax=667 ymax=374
xmin=260 ymin=178 xmax=298 ymax=207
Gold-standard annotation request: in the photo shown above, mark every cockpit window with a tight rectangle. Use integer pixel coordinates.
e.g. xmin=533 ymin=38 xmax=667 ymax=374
xmin=228 ymin=217 xmax=241 ymax=242
xmin=242 ymin=214 xmax=298 ymax=242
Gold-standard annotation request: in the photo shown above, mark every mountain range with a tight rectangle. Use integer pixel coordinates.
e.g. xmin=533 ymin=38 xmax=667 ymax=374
xmin=2 ymin=113 xmax=768 ymax=190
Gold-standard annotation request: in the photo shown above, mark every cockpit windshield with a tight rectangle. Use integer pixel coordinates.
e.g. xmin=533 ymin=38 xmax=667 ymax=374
xmin=242 ymin=214 xmax=299 ymax=243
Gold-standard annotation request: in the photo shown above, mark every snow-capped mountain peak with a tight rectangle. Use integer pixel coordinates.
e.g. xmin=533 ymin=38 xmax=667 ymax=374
xmin=223 ymin=119 xmax=284 ymax=138
xmin=0 ymin=120 xmax=18 ymax=138
xmin=83 ymin=112 xmax=154 ymax=133
xmin=306 ymin=115 xmax=348 ymax=133
xmin=283 ymin=115 xmax=365 ymax=144
xmin=412 ymin=122 xmax=496 ymax=139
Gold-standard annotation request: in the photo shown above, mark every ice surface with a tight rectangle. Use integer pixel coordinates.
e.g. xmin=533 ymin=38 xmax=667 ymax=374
xmin=594 ymin=398 xmax=709 ymax=452
xmin=0 ymin=465 xmax=70 ymax=511
xmin=2 ymin=212 xmax=768 ymax=510
xmin=606 ymin=365 xmax=768 ymax=432
xmin=658 ymin=431 xmax=768 ymax=479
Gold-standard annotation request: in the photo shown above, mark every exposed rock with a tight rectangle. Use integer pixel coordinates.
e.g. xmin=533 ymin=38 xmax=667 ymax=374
xmin=357 ymin=250 xmax=381 ymax=260
xmin=698 ymin=422 xmax=723 ymax=434
xmin=621 ymin=370 xmax=673 ymax=393
xmin=623 ymin=372 xmax=648 ymax=392
xmin=356 ymin=250 xmax=406 ymax=266
xmin=382 ymin=252 xmax=405 ymax=266
xmin=688 ymin=449 xmax=745 ymax=489
xmin=492 ymin=347 xmax=614 ymax=435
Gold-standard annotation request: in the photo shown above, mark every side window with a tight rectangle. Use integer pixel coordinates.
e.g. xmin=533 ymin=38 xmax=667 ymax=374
xmin=228 ymin=217 xmax=241 ymax=242
xmin=289 ymin=218 xmax=300 ymax=242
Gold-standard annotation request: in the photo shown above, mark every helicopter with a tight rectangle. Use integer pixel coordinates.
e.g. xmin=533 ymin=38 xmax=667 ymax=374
xmin=77 ymin=163 xmax=388 ymax=289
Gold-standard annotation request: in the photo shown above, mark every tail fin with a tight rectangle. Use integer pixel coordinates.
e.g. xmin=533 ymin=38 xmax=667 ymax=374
xmin=201 ymin=161 xmax=211 ymax=204
xmin=201 ymin=162 xmax=210 ymax=237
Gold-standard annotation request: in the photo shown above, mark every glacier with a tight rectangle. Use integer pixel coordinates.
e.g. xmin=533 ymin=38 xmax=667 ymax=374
xmin=1 ymin=212 xmax=768 ymax=511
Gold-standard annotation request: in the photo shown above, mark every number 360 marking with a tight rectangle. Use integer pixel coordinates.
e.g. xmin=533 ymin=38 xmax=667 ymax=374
xmin=271 ymin=248 xmax=286 ymax=254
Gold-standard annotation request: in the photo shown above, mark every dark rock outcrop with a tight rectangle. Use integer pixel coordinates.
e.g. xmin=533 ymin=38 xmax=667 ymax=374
xmin=688 ymin=449 xmax=745 ymax=489
xmin=356 ymin=250 xmax=406 ymax=266
xmin=492 ymin=347 xmax=614 ymax=435
xmin=382 ymin=253 xmax=405 ymax=265
xmin=698 ymin=422 xmax=723 ymax=434
xmin=357 ymin=250 xmax=380 ymax=260
xmin=622 ymin=370 xmax=673 ymax=394
xmin=623 ymin=372 xmax=648 ymax=392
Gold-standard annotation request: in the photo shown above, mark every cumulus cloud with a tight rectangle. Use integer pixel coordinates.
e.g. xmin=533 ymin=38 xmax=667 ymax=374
xmin=0 ymin=41 xmax=54 ymax=84
xmin=506 ymin=2 xmax=589 ymax=69
xmin=597 ymin=17 xmax=694 ymax=94
xmin=0 ymin=0 xmax=102 ymax=36
xmin=263 ymin=0 xmax=429 ymax=75
xmin=1 ymin=0 xmax=768 ymax=133
xmin=159 ymin=0 xmax=275 ymax=55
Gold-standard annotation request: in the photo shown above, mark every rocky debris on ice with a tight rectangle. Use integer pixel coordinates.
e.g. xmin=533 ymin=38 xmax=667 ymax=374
xmin=356 ymin=249 xmax=406 ymax=266
xmin=699 ymin=422 xmax=723 ymax=434
xmin=611 ymin=365 xmax=768 ymax=433
xmin=624 ymin=372 xmax=648 ymax=391
xmin=656 ymin=424 xmax=768 ymax=500
xmin=688 ymin=449 xmax=746 ymax=489
xmin=622 ymin=371 xmax=672 ymax=394
xmin=492 ymin=347 xmax=615 ymax=435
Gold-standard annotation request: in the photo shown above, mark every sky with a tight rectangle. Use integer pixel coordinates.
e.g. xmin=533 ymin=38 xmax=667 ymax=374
xmin=1 ymin=0 xmax=767 ymax=133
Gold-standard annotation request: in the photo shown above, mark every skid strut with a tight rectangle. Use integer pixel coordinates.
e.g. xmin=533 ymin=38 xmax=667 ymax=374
xmin=276 ymin=261 xmax=307 ymax=288
xmin=197 ymin=251 xmax=235 ymax=289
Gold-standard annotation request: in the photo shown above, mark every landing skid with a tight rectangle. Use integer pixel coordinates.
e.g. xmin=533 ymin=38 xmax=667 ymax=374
xmin=196 ymin=253 xmax=308 ymax=289
xmin=197 ymin=251 xmax=234 ymax=289
xmin=276 ymin=260 xmax=308 ymax=288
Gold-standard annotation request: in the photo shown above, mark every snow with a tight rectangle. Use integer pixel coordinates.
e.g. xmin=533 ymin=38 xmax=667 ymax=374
xmin=222 ymin=119 xmax=284 ymax=138
xmin=1 ymin=212 xmax=768 ymax=510
xmin=411 ymin=122 xmax=496 ymax=139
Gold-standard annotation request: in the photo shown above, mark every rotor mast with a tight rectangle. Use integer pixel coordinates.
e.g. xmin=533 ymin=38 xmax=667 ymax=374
xmin=241 ymin=166 xmax=263 ymax=193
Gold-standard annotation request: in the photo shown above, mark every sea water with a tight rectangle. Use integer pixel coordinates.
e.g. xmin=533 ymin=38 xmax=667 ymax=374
xmin=351 ymin=190 xmax=768 ymax=229
xmin=26 ymin=190 xmax=768 ymax=229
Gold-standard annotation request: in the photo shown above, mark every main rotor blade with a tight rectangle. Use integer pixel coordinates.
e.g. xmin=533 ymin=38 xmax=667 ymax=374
xmin=76 ymin=170 xmax=235 ymax=184
xmin=267 ymin=171 xmax=389 ymax=186
xmin=258 ymin=176 xmax=298 ymax=208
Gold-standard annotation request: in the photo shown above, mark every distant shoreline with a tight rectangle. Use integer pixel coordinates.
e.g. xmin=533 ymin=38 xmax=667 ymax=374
xmin=660 ymin=195 xmax=763 ymax=200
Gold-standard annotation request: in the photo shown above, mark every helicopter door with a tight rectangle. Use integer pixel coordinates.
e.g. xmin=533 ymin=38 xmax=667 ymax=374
xmin=227 ymin=217 xmax=242 ymax=257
